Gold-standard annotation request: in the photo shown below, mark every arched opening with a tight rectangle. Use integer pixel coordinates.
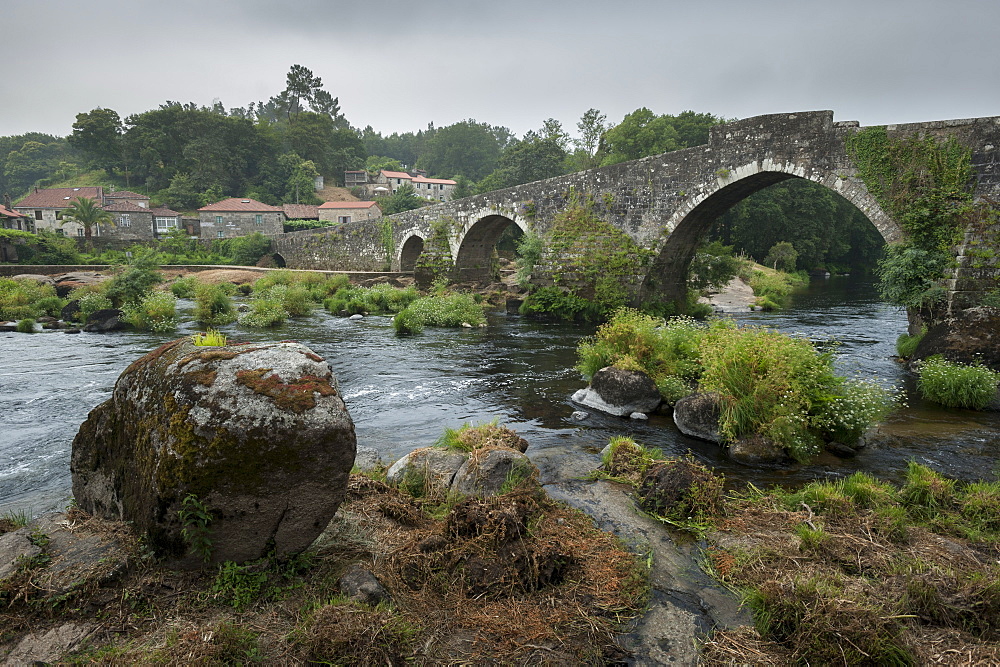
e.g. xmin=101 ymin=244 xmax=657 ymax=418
xmin=399 ymin=235 xmax=424 ymax=272
xmin=272 ymin=253 xmax=287 ymax=268
xmin=454 ymin=214 xmax=524 ymax=283
xmin=638 ymin=172 xmax=891 ymax=307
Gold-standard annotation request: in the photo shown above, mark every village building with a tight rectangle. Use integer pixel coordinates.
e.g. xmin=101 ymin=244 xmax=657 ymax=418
xmin=347 ymin=169 xmax=458 ymax=202
xmin=0 ymin=202 xmax=30 ymax=231
xmin=10 ymin=187 xmax=175 ymax=240
xmin=317 ymin=200 xmax=382 ymax=224
xmin=281 ymin=204 xmax=320 ymax=221
xmin=198 ymin=198 xmax=285 ymax=238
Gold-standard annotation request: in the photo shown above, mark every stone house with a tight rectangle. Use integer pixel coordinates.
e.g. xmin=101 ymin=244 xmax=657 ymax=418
xmin=282 ymin=204 xmax=320 ymax=221
xmin=0 ymin=202 xmax=30 ymax=231
xmin=317 ymin=201 xmax=382 ymax=224
xmin=12 ymin=186 xmax=167 ymax=240
xmin=198 ymin=198 xmax=284 ymax=239
xmin=349 ymin=169 xmax=458 ymax=202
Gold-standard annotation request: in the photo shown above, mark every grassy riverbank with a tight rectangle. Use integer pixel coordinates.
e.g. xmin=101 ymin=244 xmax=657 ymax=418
xmin=1 ymin=471 xmax=646 ymax=664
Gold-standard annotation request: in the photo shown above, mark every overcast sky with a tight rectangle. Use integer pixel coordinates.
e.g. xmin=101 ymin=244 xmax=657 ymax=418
xmin=5 ymin=0 xmax=997 ymax=141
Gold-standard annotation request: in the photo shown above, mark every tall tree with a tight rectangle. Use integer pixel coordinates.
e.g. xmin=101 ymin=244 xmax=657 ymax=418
xmin=572 ymin=108 xmax=607 ymax=170
xmin=417 ymin=120 xmax=507 ymax=181
xmin=477 ymin=131 xmax=568 ymax=193
xmin=69 ymin=108 xmax=125 ymax=176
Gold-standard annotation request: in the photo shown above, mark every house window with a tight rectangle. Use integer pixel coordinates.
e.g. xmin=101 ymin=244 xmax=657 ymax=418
xmin=215 ymin=216 xmax=223 ymax=225
xmin=156 ymin=217 xmax=176 ymax=230
xmin=35 ymin=210 xmax=42 ymax=220
xmin=217 ymin=230 xmax=224 ymax=238
xmin=338 ymin=215 xmax=351 ymax=224
xmin=55 ymin=211 xmax=64 ymax=220
xmin=77 ymin=228 xmax=84 ymax=237
xmin=120 ymin=214 xmax=131 ymax=227
xmin=255 ymin=214 xmax=263 ymax=225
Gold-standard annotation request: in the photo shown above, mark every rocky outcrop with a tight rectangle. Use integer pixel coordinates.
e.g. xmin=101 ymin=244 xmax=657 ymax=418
xmin=912 ymin=307 xmax=1000 ymax=370
xmin=53 ymin=271 xmax=107 ymax=298
xmin=571 ymin=366 xmax=661 ymax=417
xmin=82 ymin=308 xmax=127 ymax=332
xmin=672 ymin=393 xmax=722 ymax=443
xmin=387 ymin=424 xmax=536 ymax=498
xmin=71 ymin=339 xmax=356 ymax=566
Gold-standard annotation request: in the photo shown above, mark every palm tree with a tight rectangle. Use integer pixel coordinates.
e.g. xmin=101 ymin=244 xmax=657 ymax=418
xmin=60 ymin=196 xmax=114 ymax=240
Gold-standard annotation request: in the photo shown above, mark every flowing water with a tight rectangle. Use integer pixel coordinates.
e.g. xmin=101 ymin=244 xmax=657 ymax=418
xmin=2 ymin=276 xmax=998 ymax=517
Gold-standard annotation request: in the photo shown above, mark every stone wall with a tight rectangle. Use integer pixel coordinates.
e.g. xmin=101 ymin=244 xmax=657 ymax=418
xmin=200 ymin=211 xmax=283 ymax=239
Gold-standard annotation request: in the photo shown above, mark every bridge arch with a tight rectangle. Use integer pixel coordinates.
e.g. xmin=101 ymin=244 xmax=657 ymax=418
xmin=452 ymin=210 xmax=529 ymax=282
xmin=639 ymin=161 xmax=896 ymax=305
xmin=397 ymin=230 xmax=426 ymax=272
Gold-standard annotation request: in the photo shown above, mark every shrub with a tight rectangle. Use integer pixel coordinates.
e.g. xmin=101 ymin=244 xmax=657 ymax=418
xmin=748 ymin=270 xmax=793 ymax=308
xmin=698 ymin=325 xmax=841 ymax=462
xmin=75 ymin=292 xmax=114 ymax=323
xmin=392 ymin=293 xmax=486 ymax=333
xmin=214 ymin=231 xmax=272 ymax=266
xmin=15 ymin=318 xmax=36 ymax=333
xmin=810 ymin=379 xmax=895 ymax=444
xmin=237 ymin=297 xmax=288 ymax=328
xmin=170 ymin=275 xmax=200 ymax=298
xmin=392 ymin=308 xmax=423 ymax=335
xmin=916 ymin=356 xmax=1000 ymax=410
xmin=0 ymin=278 xmax=61 ymax=320
xmin=193 ymin=283 xmax=236 ymax=326
xmin=121 ymin=291 xmax=177 ymax=332
xmin=104 ymin=250 xmax=163 ymax=307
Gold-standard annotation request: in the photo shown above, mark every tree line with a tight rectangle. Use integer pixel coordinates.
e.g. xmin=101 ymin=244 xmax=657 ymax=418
xmin=0 ymin=64 xmax=883 ymax=271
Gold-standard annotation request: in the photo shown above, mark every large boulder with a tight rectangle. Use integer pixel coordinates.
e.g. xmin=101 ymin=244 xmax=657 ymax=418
xmin=71 ymin=338 xmax=356 ymax=566
xmin=571 ymin=366 xmax=661 ymax=417
xmin=82 ymin=308 xmax=127 ymax=332
xmin=672 ymin=392 xmax=722 ymax=443
xmin=53 ymin=271 xmax=107 ymax=298
xmin=912 ymin=307 xmax=1000 ymax=370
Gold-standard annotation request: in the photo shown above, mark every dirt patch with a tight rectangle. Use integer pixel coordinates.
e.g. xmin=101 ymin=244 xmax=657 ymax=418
xmin=316 ymin=185 xmax=360 ymax=202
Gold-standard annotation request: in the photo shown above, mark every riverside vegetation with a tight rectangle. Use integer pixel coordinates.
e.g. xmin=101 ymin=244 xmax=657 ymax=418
xmin=577 ymin=308 xmax=897 ymax=462
xmin=0 ymin=423 xmax=647 ymax=664
xmin=592 ymin=437 xmax=1000 ymax=665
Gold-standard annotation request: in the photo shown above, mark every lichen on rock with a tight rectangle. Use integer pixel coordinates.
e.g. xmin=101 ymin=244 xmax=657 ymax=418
xmin=71 ymin=338 xmax=356 ymax=567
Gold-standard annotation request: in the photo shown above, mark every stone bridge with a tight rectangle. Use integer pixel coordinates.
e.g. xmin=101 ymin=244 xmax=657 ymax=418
xmin=272 ymin=110 xmax=1000 ymax=310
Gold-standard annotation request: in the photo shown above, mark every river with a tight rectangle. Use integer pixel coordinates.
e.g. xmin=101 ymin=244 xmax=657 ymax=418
xmin=1 ymin=275 xmax=998 ymax=516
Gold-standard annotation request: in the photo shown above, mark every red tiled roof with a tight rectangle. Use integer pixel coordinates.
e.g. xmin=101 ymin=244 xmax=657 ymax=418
xmin=282 ymin=204 xmax=319 ymax=219
xmin=14 ymin=187 xmax=103 ymax=208
xmin=150 ymin=207 xmax=181 ymax=216
xmin=381 ymin=170 xmax=412 ymax=179
xmin=0 ymin=205 xmax=25 ymax=218
xmin=412 ymin=176 xmax=457 ymax=185
xmin=317 ymin=201 xmax=380 ymax=209
xmin=103 ymin=201 xmax=150 ymax=212
xmin=198 ymin=197 xmax=283 ymax=213
xmin=104 ymin=190 xmax=148 ymax=199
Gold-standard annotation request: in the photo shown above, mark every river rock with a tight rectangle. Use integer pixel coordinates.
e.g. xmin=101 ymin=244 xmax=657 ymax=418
xmin=53 ymin=271 xmax=107 ymax=298
xmin=911 ymin=306 xmax=1000 ymax=370
xmin=71 ymin=338 xmax=356 ymax=566
xmin=61 ymin=299 xmax=81 ymax=321
xmin=338 ymin=563 xmax=391 ymax=606
xmin=672 ymin=393 xmax=722 ymax=443
xmin=386 ymin=448 xmax=468 ymax=488
xmin=451 ymin=449 xmax=536 ymax=496
xmin=571 ymin=366 xmax=661 ymax=417
xmin=82 ymin=308 xmax=127 ymax=332
xmin=10 ymin=273 xmax=55 ymax=286
xmin=1 ymin=622 xmax=95 ymax=665
xmin=729 ymin=435 xmax=786 ymax=464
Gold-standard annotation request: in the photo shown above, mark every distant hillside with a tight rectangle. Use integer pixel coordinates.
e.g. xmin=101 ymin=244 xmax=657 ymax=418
xmin=316 ymin=185 xmax=359 ymax=203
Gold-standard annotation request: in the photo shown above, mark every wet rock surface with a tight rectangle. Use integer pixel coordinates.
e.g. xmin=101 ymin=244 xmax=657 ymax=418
xmin=672 ymin=392 xmax=722 ymax=443
xmin=913 ymin=306 xmax=1000 ymax=370
xmin=71 ymin=338 xmax=356 ymax=566
xmin=572 ymin=366 xmax=662 ymax=417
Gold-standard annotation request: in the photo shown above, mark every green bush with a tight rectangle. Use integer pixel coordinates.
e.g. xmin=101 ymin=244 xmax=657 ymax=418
xmin=75 ymin=292 xmax=114 ymax=323
xmin=214 ymin=231 xmax=272 ymax=266
xmin=104 ymin=250 xmax=163 ymax=307
xmin=15 ymin=318 xmax=36 ymax=333
xmin=392 ymin=308 xmax=423 ymax=335
xmin=170 ymin=275 xmax=200 ymax=298
xmin=811 ymin=380 xmax=895 ymax=444
xmin=576 ymin=309 xmax=705 ymax=399
xmin=748 ymin=270 xmax=794 ymax=309
xmin=121 ymin=291 xmax=178 ymax=332
xmin=519 ymin=286 xmax=604 ymax=322
xmin=0 ymin=278 xmax=62 ymax=320
xmin=237 ymin=297 xmax=288 ymax=328
xmin=14 ymin=230 xmax=83 ymax=265
xmin=392 ymin=293 xmax=486 ymax=333
xmin=193 ymin=283 xmax=236 ymax=326
xmin=917 ymin=356 xmax=1000 ymax=410
xmin=326 ymin=283 xmax=419 ymax=316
